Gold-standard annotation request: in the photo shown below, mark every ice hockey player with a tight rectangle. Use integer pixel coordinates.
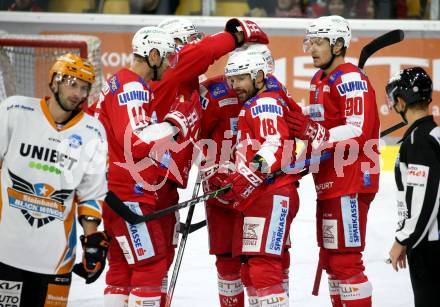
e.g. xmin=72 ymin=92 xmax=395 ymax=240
xmin=209 ymin=49 xmax=302 ymax=307
xmin=0 ymin=53 xmax=109 ymax=306
xmin=96 ymin=26 xmax=201 ymax=307
xmin=153 ymin=17 xmax=270 ymax=305
xmin=284 ymin=15 xmax=380 ymax=307
xmin=386 ymin=67 xmax=440 ymax=307
xmin=200 ymin=44 xmax=301 ymax=307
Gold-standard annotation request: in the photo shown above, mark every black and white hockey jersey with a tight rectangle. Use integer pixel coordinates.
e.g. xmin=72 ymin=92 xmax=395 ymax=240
xmin=394 ymin=115 xmax=440 ymax=248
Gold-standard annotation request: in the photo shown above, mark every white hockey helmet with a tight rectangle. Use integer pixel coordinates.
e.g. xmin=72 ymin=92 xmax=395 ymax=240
xmin=224 ymin=49 xmax=268 ymax=81
xmin=303 ymin=15 xmax=351 ymax=52
xmin=158 ymin=17 xmax=202 ymax=45
xmin=132 ymin=26 xmax=178 ymax=67
xmin=241 ymin=43 xmax=274 ymax=74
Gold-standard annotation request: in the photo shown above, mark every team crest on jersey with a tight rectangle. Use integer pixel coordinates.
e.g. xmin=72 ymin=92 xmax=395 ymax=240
xmin=337 ymin=80 xmax=368 ymax=96
xmin=109 ymin=75 xmax=120 ymax=94
xmin=68 ymin=134 xmax=82 ymax=149
xmin=251 ymin=104 xmax=283 ymax=118
xmin=208 ymin=82 xmax=228 ymax=99
xmin=7 ymin=170 xmax=72 ymax=227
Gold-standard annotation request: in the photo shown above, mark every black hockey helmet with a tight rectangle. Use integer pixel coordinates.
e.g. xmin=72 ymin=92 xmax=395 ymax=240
xmin=386 ymin=67 xmax=433 ymax=107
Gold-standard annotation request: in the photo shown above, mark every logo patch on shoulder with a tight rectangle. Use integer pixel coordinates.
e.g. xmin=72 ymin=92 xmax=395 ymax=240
xmin=208 ymin=82 xmax=228 ymax=99
xmin=109 ymin=75 xmax=120 ymax=94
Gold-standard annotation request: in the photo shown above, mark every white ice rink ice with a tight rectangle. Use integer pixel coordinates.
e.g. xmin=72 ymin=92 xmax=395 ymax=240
xmin=68 ymin=171 xmax=414 ymax=307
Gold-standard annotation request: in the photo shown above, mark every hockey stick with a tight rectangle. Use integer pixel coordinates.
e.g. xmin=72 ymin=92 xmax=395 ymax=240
xmin=105 ymin=185 xmax=230 ymax=225
xmin=165 ymin=173 xmax=203 ymax=307
xmin=361 ymin=30 xmax=408 ymax=138
xmin=312 ymin=29 xmax=406 ymax=297
xmin=104 ymin=152 xmax=332 ymax=225
xmin=380 ymin=120 xmax=408 ymax=138
xmin=358 ymin=29 xmax=404 ymax=69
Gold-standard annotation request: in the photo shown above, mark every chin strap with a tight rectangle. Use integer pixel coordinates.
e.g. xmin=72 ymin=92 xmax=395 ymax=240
xmin=146 ymin=57 xmax=163 ymax=81
xmin=320 ymin=53 xmax=336 ymax=71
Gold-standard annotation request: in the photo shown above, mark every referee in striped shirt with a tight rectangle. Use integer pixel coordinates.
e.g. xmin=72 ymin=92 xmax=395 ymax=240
xmin=386 ymin=67 xmax=440 ymax=307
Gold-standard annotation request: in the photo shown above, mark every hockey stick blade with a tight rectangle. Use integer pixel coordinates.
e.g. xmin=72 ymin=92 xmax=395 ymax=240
xmin=358 ymin=29 xmax=404 ymax=69
xmin=105 ymin=185 xmax=231 ymax=225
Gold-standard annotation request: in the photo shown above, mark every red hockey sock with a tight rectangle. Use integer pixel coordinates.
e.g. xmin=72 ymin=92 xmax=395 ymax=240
xmin=256 ymin=284 xmax=289 ymax=307
xmin=339 ymin=274 xmax=372 ymax=307
xmin=160 ymin=275 xmax=168 ymax=307
xmin=246 ymin=287 xmax=259 ymax=307
xmin=218 ymin=274 xmax=245 ymax=307
xmin=328 ymin=276 xmax=343 ymax=307
xmin=129 ymin=287 xmax=162 ymax=307
xmin=104 ymin=285 xmax=130 ymax=307
xmin=216 ymin=255 xmax=244 ymax=307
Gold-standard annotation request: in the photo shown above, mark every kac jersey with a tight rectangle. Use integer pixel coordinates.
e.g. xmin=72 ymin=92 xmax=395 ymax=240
xmin=307 ymin=63 xmax=380 ymax=200
xmin=97 ymin=68 xmax=159 ymax=205
xmin=201 ymin=74 xmax=301 ymax=167
xmin=0 ymin=96 xmax=107 ymax=275
xmin=236 ymin=91 xmax=301 ymax=210
xmin=149 ymin=32 xmax=236 ymax=188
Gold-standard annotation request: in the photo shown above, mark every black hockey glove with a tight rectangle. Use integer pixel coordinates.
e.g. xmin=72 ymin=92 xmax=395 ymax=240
xmin=73 ymin=231 xmax=110 ymax=284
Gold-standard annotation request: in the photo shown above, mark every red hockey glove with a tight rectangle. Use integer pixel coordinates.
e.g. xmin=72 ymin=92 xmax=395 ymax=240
xmin=209 ymin=160 xmax=264 ymax=210
xmin=73 ymin=231 xmax=110 ymax=284
xmin=205 ymin=162 xmax=235 ymax=204
xmin=225 ymin=18 xmax=269 ymax=45
xmin=164 ymin=91 xmax=202 ymax=140
xmin=285 ymin=110 xmax=329 ymax=150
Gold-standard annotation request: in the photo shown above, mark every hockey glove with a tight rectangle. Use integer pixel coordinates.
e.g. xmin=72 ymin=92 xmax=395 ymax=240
xmin=285 ymin=110 xmax=329 ymax=150
xmin=164 ymin=91 xmax=202 ymax=140
xmin=225 ymin=18 xmax=269 ymax=46
xmin=209 ymin=160 xmax=264 ymax=210
xmin=73 ymin=231 xmax=110 ymax=284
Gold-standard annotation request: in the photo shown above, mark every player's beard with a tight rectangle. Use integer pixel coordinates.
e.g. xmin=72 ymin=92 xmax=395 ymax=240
xmin=56 ymin=91 xmax=84 ymax=112
xmin=236 ymin=87 xmax=257 ymax=103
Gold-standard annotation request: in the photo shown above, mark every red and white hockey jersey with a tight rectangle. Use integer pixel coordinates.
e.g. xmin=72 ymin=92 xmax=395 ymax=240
xmin=97 ymin=68 xmax=159 ymax=205
xmin=307 ymin=62 xmax=380 ymax=200
xmin=0 ymin=96 xmax=107 ymax=275
xmin=149 ymin=32 xmax=236 ymax=188
xmin=201 ymin=74 xmax=301 ymax=167
xmin=235 ymin=90 xmax=301 ymax=210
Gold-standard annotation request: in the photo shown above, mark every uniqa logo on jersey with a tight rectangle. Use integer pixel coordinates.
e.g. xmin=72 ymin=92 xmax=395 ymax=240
xmin=251 ymin=104 xmax=283 ymax=118
xmin=336 ymin=80 xmax=368 ymax=96
xmin=117 ymin=89 xmax=150 ymax=105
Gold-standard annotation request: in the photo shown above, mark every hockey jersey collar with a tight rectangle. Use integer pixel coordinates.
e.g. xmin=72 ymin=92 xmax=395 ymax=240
xmin=398 ymin=115 xmax=434 ymax=143
xmin=40 ymin=97 xmax=84 ymax=132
